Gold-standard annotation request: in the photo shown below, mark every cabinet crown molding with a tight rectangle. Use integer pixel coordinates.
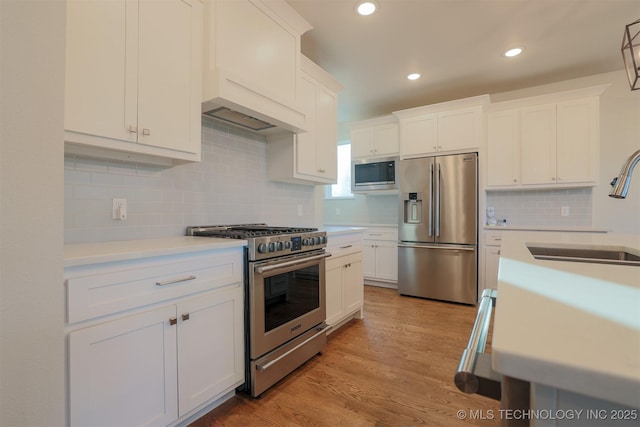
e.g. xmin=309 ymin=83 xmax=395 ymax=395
xmin=488 ymin=84 xmax=610 ymax=112
xmin=392 ymin=94 xmax=490 ymax=118
xmin=347 ymin=114 xmax=398 ymax=129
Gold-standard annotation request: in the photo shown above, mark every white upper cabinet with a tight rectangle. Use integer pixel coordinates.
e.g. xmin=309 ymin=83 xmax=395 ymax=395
xmin=394 ymin=95 xmax=489 ymax=159
xmin=520 ymin=103 xmax=558 ymax=185
xmin=487 ymin=109 xmax=520 ymax=187
xmin=486 ymin=87 xmax=604 ymax=189
xmin=349 ymin=115 xmax=399 ymax=159
xmin=556 ymin=98 xmax=599 ymax=184
xmin=267 ymin=56 xmax=342 ymax=185
xmin=202 ymin=0 xmax=312 ymax=133
xmin=521 ymin=98 xmax=599 ymax=186
xmin=64 ymin=0 xmax=202 ymax=165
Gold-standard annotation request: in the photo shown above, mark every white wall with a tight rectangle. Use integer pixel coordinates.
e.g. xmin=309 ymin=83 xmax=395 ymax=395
xmin=65 ymin=119 xmax=317 ymax=243
xmin=0 ymin=1 xmax=66 ymax=425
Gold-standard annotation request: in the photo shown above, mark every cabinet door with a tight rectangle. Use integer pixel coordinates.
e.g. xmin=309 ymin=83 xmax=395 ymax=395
xmin=556 ymin=98 xmax=598 ymax=184
xmin=362 ymin=241 xmax=377 ymax=279
xmin=521 ymin=104 xmax=557 ymax=185
xmin=325 ymin=258 xmax=345 ymax=326
xmin=138 ymin=0 xmax=200 ymax=154
xmin=373 ymin=123 xmax=399 ymax=157
xmin=438 ymin=107 xmax=479 ymax=152
xmin=374 ymin=241 xmax=398 ymax=282
xmin=65 ymin=0 xmax=137 ymax=143
xmin=484 ymin=246 xmax=501 ymax=291
xmin=69 ymin=306 xmax=178 ymax=427
xmin=344 ymin=257 xmax=364 ymax=314
xmin=316 ymin=85 xmax=338 ymax=181
xmin=399 ymin=114 xmax=438 ymax=157
xmin=177 ymin=285 xmax=244 ymax=416
xmin=296 ymin=73 xmax=318 ymax=177
xmin=487 ymin=110 xmax=520 ymax=187
xmin=351 ymin=127 xmax=375 ymax=159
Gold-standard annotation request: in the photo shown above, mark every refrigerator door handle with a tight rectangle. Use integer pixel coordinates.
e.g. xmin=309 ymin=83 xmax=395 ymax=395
xmin=428 ymin=163 xmax=434 ymax=236
xmin=398 ymin=243 xmax=476 ymax=251
xmin=434 ymin=162 xmax=441 ymax=237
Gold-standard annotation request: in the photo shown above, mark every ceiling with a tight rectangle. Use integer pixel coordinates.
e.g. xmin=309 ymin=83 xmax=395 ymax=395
xmin=287 ymin=0 xmax=640 ymax=132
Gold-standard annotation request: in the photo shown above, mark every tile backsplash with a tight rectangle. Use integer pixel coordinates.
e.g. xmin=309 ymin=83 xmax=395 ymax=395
xmin=485 ymin=188 xmax=592 ymax=227
xmin=65 ymin=119 xmax=315 ymax=243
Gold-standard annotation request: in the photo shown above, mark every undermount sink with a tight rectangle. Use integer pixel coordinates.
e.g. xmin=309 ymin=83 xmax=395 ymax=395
xmin=527 ymin=244 xmax=640 ymax=267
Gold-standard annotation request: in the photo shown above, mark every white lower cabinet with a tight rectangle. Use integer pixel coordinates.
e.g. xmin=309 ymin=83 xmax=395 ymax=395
xmin=65 ymin=245 xmax=245 ymax=427
xmin=325 ymin=229 xmax=365 ymax=332
xmin=362 ymin=227 xmax=398 ymax=286
xmin=69 ymin=305 xmax=179 ymax=427
xmin=482 ymin=231 xmax=503 ymax=297
xmin=326 ymin=251 xmax=364 ymax=330
xmin=484 ymin=246 xmax=501 ymax=291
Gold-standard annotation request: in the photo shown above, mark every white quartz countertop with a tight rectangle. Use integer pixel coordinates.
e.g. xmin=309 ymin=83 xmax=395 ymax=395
xmin=483 ymin=225 xmax=609 ymax=233
xmin=492 ymin=231 xmax=640 ymax=408
xmin=322 ymin=226 xmax=366 ymax=235
xmin=64 ymin=236 xmax=246 ymax=267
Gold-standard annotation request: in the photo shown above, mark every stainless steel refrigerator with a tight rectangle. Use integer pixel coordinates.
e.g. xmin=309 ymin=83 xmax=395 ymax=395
xmin=398 ymin=153 xmax=477 ymax=304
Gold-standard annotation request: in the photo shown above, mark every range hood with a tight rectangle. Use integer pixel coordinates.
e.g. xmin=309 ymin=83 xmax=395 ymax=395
xmin=201 ymin=0 xmax=312 ymax=136
xmin=201 ymin=68 xmax=309 ymax=136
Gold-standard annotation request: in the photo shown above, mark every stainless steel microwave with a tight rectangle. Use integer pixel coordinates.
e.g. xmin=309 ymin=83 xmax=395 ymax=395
xmin=351 ymin=156 xmax=398 ymax=193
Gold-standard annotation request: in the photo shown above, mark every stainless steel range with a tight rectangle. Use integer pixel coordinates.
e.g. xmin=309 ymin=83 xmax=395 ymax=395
xmin=186 ymin=224 xmax=329 ymax=397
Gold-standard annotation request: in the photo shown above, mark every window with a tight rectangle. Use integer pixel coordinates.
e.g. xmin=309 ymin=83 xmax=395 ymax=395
xmin=325 ymin=144 xmax=353 ymax=199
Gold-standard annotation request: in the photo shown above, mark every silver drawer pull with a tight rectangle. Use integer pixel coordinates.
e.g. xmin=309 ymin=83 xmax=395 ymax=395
xmin=255 ymin=253 xmax=331 ymax=274
xmin=339 ymin=245 xmax=353 ymax=249
xmin=155 ymin=275 xmax=196 ymax=287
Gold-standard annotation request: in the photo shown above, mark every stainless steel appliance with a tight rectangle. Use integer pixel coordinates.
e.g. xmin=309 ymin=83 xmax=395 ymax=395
xmin=398 ymin=153 xmax=478 ymax=304
xmin=186 ymin=224 xmax=329 ymax=397
xmin=351 ymin=156 xmax=398 ymax=193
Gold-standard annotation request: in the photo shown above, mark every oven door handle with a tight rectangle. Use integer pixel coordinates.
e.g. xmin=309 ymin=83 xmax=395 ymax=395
xmin=254 ymin=252 xmax=331 ymax=274
xmin=256 ymin=323 xmax=329 ymax=372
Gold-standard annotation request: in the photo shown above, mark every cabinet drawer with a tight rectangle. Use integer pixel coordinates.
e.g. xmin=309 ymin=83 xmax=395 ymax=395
xmin=66 ymin=249 xmax=243 ymax=324
xmin=364 ymin=228 xmax=398 ymax=241
xmin=484 ymin=232 xmax=504 ymax=247
xmin=326 ymin=251 xmax=363 ymax=270
xmin=326 ymin=233 xmax=363 ymax=256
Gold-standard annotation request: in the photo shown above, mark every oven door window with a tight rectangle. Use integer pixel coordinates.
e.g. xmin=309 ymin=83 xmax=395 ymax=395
xmin=263 ymin=264 xmax=320 ymax=333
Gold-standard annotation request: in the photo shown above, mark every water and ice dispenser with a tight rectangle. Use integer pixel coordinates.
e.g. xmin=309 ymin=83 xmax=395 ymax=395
xmin=403 ymin=192 xmax=422 ymax=224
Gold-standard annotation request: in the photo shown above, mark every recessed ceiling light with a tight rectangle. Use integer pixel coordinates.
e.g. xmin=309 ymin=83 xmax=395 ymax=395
xmin=356 ymin=1 xmax=377 ymax=16
xmin=504 ymin=47 xmax=523 ymax=58
xmin=407 ymin=73 xmax=421 ymax=81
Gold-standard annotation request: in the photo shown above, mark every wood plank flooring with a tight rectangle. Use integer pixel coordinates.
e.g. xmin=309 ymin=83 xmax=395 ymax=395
xmin=190 ymin=286 xmax=499 ymax=427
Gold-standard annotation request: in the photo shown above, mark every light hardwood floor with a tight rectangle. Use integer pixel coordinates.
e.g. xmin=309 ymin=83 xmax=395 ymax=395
xmin=190 ymin=286 xmax=500 ymax=426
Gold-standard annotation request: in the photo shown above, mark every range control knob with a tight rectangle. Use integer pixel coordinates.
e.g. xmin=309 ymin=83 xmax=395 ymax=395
xmin=276 ymin=241 xmax=284 ymax=251
xmin=257 ymin=243 xmax=268 ymax=253
xmin=302 ymin=238 xmax=310 ymax=246
xmin=268 ymin=242 xmax=275 ymax=252
xmin=284 ymin=241 xmax=292 ymax=249
xmin=320 ymin=236 xmax=327 ymax=244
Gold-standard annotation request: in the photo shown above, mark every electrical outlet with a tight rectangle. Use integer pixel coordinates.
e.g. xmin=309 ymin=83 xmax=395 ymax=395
xmin=561 ymin=206 xmax=570 ymax=217
xmin=335 ymin=208 xmax=341 ymax=215
xmin=297 ymin=204 xmax=303 ymax=216
xmin=112 ymin=198 xmax=127 ymax=220
xmin=486 ymin=206 xmax=495 ymax=218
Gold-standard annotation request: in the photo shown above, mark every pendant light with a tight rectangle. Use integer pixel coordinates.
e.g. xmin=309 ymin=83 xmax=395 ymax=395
xmin=621 ymin=18 xmax=640 ymax=91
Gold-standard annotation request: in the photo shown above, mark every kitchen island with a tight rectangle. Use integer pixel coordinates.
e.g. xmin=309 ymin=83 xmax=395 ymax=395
xmin=493 ymin=231 xmax=640 ymax=425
